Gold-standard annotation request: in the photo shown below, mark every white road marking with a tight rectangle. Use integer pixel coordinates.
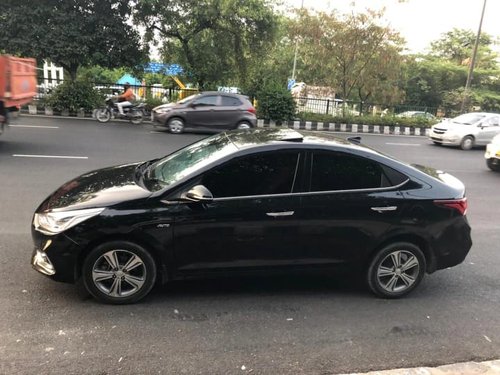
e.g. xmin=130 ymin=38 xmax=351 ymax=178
xmin=385 ymin=142 xmax=421 ymax=146
xmin=9 ymin=124 xmax=59 ymax=129
xmin=13 ymin=154 xmax=88 ymax=159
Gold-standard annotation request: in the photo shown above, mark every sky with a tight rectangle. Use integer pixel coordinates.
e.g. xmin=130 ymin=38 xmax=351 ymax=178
xmin=284 ymin=0 xmax=500 ymax=53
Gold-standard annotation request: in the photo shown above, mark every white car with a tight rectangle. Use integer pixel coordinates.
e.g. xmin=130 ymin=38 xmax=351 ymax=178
xmin=429 ymin=112 xmax=500 ymax=150
xmin=485 ymin=133 xmax=500 ymax=171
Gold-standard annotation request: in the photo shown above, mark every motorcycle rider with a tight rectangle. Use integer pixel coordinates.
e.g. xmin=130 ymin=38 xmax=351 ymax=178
xmin=116 ymin=83 xmax=135 ymax=116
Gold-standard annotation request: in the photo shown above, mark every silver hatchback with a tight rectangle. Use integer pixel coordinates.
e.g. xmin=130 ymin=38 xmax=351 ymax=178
xmin=152 ymin=92 xmax=257 ymax=134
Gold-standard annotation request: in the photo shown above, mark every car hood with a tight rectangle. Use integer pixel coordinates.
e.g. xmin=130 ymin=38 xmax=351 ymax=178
xmin=37 ymin=162 xmax=151 ymax=212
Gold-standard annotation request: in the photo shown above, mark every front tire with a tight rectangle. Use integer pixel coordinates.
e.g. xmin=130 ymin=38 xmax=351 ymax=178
xmin=96 ymin=108 xmax=111 ymax=123
xmin=486 ymin=158 xmax=500 ymax=172
xmin=167 ymin=117 xmax=185 ymax=134
xmin=460 ymin=136 xmax=474 ymax=150
xmin=367 ymin=242 xmax=426 ymax=299
xmin=82 ymin=241 xmax=157 ymax=304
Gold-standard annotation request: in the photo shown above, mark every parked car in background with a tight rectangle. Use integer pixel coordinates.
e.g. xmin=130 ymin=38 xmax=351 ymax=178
xmin=429 ymin=112 xmax=500 ymax=150
xmin=32 ymin=129 xmax=472 ymax=304
xmin=397 ymin=111 xmax=436 ymax=120
xmin=485 ymin=133 xmax=500 ymax=171
xmin=151 ymin=92 xmax=257 ymax=134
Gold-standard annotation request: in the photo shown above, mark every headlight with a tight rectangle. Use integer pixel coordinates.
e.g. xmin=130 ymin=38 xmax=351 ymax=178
xmin=33 ymin=208 xmax=105 ymax=235
xmin=155 ymin=107 xmax=172 ymax=114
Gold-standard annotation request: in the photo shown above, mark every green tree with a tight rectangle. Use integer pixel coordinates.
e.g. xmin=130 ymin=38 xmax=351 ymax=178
xmin=0 ymin=0 xmax=147 ymax=80
xmin=429 ymin=28 xmax=499 ymax=69
xmin=135 ymin=0 xmax=277 ymax=89
xmin=289 ymin=9 xmax=405 ymax=104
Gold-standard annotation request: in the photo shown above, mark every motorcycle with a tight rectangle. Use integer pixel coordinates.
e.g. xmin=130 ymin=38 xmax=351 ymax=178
xmin=95 ymin=98 xmax=145 ymax=124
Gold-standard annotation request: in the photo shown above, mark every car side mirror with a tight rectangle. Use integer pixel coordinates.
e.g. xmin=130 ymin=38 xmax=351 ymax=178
xmin=183 ymin=185 xmax=213 ymax=203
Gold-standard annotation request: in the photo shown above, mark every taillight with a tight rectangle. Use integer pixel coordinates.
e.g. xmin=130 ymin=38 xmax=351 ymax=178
xmin=247 ymin=107 xmax=256 ymax=114
xmin=433 ymin=197 xmax=467 ymax=215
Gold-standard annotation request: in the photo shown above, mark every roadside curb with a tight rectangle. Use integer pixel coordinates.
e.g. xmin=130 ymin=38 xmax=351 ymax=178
xmin=256 ymin=119 xmax=431 ymax=137
xmin=341 ymin=359 xmax=500 ymax=375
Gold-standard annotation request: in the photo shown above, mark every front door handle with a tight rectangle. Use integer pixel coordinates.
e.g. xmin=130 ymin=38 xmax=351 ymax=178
xmin=371 ymin=206 xmax=397 ymax=213
xmin=266 ymin=211 xmax=295 ymax=217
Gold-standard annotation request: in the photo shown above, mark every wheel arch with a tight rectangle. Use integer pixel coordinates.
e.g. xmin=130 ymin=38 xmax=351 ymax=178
xmin=75 ymin=233 xmax=168 ymax=284
xmin=368 ymin=233 xmax=436 ymax=273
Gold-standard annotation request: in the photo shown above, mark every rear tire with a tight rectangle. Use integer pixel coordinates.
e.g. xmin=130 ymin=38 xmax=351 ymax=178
xmin=486 ymin=158 xmax=500 ymax=172
xmin=96 ymin=108 xmax=111 ymax=123
xmin=130 ymin=110 xmax=143 ymax=125
xmin=460 ymin=136 xmax=474 ymax=150
xmin=82 ymin=241 xmax=157 ymax=304
xmin=236 ymin=121 xmax=252 ymax=130
xmin=367 ymin=242 xmax=426 ymax=299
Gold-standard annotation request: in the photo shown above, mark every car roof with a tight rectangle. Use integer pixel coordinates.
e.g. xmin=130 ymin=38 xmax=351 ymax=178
xmin=225 ymin=128 xmax=379 ymax=155
xmin=200 ymin=91 xmax=246 ymax=98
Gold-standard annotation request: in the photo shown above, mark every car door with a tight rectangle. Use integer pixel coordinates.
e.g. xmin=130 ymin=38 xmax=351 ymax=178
xmin=212 ymin=95 xmax=243 ymax=129
xmin=171 ymin=149 xmax=306 ymax=272
xmin=477 ymin=116 xmax=500 ymax=145
xmin=185 ymin=94 xmax=220 ymax=128
xmin=297 ymin=150 xmax=408 ymax=264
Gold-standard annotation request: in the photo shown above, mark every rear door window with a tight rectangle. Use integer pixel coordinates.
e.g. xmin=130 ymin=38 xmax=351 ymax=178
xmin=310 ymin=151 xmax=407 ymax=191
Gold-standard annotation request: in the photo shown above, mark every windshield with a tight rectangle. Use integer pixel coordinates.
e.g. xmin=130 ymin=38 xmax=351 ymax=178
xmin=177 ymin=93 xmax=200 ymax=104
xmin=145 ymin=134 xmax=237 ymax=192
xmin=452 ymin=113 xmax=486 ymax=125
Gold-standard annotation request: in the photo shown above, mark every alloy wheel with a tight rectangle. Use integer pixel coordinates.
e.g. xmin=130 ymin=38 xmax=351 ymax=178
xmin=376 ymin=250 xmax=420 ymax=293
xmin=91 ymin=249 xmax=146 ymax=298
xmin=168 ymin=118 xmax=185 ymax=134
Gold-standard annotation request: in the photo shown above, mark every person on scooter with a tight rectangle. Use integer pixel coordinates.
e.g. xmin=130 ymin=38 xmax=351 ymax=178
xmin=116 ymin=83 xmax=135 ymax=116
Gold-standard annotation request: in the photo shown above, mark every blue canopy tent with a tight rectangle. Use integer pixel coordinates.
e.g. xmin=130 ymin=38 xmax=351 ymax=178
xmin=116 ymin=74 xmax=141 ymax=86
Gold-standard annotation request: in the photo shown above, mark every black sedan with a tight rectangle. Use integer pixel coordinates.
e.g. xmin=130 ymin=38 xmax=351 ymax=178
xmin=31 ymin=129 xmax=472 ymax=304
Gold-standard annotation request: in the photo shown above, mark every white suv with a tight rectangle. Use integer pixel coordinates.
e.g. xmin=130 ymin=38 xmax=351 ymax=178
xmin=485 ymin=134 xmax=500 ymax=171
xmin=429 ymin=112 xmax=500 ymax=150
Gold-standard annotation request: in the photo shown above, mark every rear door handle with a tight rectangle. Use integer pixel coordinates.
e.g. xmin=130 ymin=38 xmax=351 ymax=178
xmin=371 ymin=206 xmax=397 ymax=213
xmin=266 ymin=211 xmax=295 ymax=217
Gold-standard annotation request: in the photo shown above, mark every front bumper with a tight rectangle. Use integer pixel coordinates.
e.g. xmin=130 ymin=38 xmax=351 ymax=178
xmin=485 ymin=143 xmax=500 ymax=160
xmin=151 ymin=111 xmax=169 ymax=125
xmin=31 ymin=229 xmax=82 ymax=283
xmin=429 ymin=131 xmax=461 ymax=146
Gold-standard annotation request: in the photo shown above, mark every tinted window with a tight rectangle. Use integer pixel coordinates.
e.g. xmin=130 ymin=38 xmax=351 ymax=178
xmin=310 ymin=151 xmax=404 ymax=191
xmin=202 ymin=151 xmax=300 ymax=198
xmin=221 ymin=96 xmax=242 ymax=106
xmin=193 ymin=95 xmax=218 ymax=106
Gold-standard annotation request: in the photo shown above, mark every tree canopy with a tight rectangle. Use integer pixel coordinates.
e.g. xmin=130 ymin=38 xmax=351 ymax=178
xmin=0 ymin=0 xmax=147 ymax=79
xmin=135 ymin=0 xmax=277 ymax=89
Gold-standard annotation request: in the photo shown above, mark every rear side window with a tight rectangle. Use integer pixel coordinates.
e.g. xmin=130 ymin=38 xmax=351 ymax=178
xmin=221 ymin=96 xmax=242 ymax=106
xmin=202 ymin=151 xmax=300 ymax=198
xmin=310 ymin=151 xmax=406 ymax=191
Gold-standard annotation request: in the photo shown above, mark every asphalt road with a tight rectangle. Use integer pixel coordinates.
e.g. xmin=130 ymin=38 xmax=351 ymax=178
xmin=1 ymin=116 xmax=499 ymax=375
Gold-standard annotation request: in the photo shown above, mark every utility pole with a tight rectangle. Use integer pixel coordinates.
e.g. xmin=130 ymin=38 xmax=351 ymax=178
xmin=291 ymin=0 xmax=305 ymax=81
xmin=460 ymin=0 xmax=487 ymax=113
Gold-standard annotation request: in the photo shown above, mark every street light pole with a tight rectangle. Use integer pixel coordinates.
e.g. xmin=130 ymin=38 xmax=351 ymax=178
xmin=460 ymin=0 xmax=487 ymax=113
xmin=291 ymin=0 xmax=305 ymax=81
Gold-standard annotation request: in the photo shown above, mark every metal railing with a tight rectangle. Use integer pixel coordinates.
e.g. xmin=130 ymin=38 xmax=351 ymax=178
xmin=294 ymin=96 xmax=438 ymax=117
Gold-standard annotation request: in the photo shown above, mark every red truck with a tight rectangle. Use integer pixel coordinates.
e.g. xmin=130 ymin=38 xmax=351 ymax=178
xmin=0 ymin=55 xmax=37 ymax=135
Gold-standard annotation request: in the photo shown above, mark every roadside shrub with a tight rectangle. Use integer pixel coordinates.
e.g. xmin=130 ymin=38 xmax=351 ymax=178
xmin=297 ymin=112 xmax=438 ymax=127
xmin=144 ymin=97 xmax=164 ymax=111
xmin=256 ymin=83 xmax=296 ymax=122
xmin=45 ymin=80 xmax=104 ymax=112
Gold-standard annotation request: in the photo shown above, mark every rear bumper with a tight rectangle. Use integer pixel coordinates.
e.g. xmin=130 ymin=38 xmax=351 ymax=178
xmin=432 ymin=217 xmax=472 ymax=272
